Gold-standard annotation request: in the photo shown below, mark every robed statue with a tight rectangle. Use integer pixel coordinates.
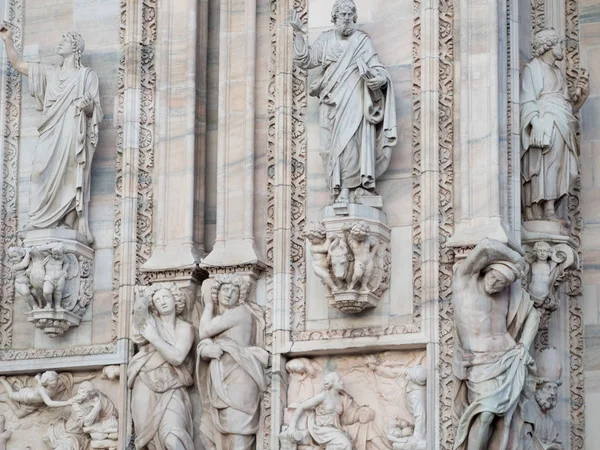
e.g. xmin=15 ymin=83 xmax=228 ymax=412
xmin=290 ymin=0 xmax=397 ymax=205
xmin=520 ymin=28 xmax=589 ymax=222
xmin=0 ymin=25 xmax=102 ymax=244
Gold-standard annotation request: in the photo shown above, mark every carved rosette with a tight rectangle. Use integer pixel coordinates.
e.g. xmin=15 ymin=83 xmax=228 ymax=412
xmin=13 ymin=231 xmax=94 ymax=337
xmin=307 ymin=205 xmax=391 ymax=314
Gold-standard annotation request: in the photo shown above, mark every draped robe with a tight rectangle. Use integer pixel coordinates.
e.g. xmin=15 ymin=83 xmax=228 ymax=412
xmin=196 ymin=329 xmax=269 ymax=450
xmin=520 ymin=58 xmax=578 ymax=208
xmin=452 ymin=290 xmax=536 ymax=450
xmin=127 ymin=319 xmax=194 ymax=450
xmin=27 ymin=63 xmax=102 ymax=244
xmin=294 ymin=29 xmax=397 ymax=195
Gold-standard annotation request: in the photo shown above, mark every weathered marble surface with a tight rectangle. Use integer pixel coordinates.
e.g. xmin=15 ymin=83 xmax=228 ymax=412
xmin=283 ymin=351 xmax=426 ymax=446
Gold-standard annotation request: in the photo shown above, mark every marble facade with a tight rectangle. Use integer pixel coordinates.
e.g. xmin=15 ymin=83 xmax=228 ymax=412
xmin=0 ymin=0 xmax=597 ymax=449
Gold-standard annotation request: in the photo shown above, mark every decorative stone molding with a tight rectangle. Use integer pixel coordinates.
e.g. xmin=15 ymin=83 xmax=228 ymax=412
xmin=0 ymin=0 xmax=23 ymax=349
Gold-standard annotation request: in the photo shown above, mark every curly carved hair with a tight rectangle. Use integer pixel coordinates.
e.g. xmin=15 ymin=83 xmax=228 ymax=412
xmin=145 ymin=282 xmax=186 ymax=316
xmin=532 ymin=29 xmax=561 ymax=58
xmin=305 ymin=221 xmax=327 ymax=242
xmin=349 ymin=221 xmax=370 ymax=238
xmin=211 ymin=274 xmax=251 ymax=305
xmin=331 ymin=0 xmax=357 ymax=24
xmin=533 ymin=241 xmax=552 ymax=255
xmin=62 ymin=31 xmax=85 ymax=69
xmin=7 ymin=246 xmax=26 ymax=261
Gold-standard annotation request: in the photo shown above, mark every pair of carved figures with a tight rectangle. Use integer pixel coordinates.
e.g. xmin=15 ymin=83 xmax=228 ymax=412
xmin=306 ymin=221 xmax=388 ymax=295
xmin=451 ymin=238 xmax=570 ymax=450
xmin=8 ymin=243 xmax=93 ymax=336
xmin=521 ymin=28 xmax=589 ymax=223
xmin=0 ymin=371 xmax=118 ymax=449
xmin=128 ymin=277 xmax=267 ymax=450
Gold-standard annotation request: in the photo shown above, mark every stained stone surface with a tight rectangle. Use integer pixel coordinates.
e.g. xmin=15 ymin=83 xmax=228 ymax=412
xmin=0 ymin=0 xmax=598 ymax=449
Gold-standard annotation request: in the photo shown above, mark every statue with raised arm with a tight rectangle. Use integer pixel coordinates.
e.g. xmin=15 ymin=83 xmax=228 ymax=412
xmin=0 ymin=25 xmax=102 ymax=244
xmin=127 ymin=283 xmax=195 ymax=449
xmin=196 ymin=274 xmax=268 ymax=450
xmin=521 ymin=28 xmax=589 ymax=222
xmin=452 ymin=238 xmax=540 ymax=450
xmin=289 ymin=0 xmax=397 ymax=205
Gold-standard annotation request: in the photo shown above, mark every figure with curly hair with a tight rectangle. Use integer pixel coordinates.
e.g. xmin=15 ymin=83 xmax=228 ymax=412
xmin=0 ymin=25 xmax=102 ymax=244
xmin=521 ymin=28 xmax=589 ymax=221
xmin=196 ymin=274 xmax=268 ymax=450
xmin=344 ymin=222 xmax=378 ymax=292
xmin=289 ymin=0 xmax=396 ymax=205
xmin=7 ymin=247 xmax=36 ymax=310
xmin=128 ymin=283 xmax=195 ymax=449
xmin=306 ymin=222 xmax=339 ymax=292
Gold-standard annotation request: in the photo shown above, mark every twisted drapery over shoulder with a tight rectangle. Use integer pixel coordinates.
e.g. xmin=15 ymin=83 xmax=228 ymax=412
xmin=27 ymin=62 xmax=102 ymax=244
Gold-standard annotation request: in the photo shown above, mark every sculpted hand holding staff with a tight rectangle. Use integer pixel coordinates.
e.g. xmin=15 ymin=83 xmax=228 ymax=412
xmin=0 ymin=24 xmax=102 ymax=244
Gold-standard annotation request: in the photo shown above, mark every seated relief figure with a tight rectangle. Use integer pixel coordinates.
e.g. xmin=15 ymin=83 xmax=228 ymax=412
xmin=289 ymin=0 xmax=397 ymax=205
xmin=37 ymin=380 xmax=119 ymax=450
xmin=128 ymin=283 xmax=195 ymax=449
xmin=521 ymin=28 xmax=589 ymax=223
xmin=196 ymin=274 xmax=269 ymax=450
xmin=281 ymin=371 xmax=392 ymax=450
xmin=452 ymin=238 xmax=540 ymax=450
xmin=0 ymin=25 xmax=102 ymax=244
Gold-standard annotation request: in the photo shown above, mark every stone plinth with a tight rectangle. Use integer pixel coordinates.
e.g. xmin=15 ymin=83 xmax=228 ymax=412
xmin=15 ymin=229 xmax=94 ymax=337
xmin=327 ymin=290 xmax=379 ymax=314
xmin=305 ymin=204 xmax=391 ymax=314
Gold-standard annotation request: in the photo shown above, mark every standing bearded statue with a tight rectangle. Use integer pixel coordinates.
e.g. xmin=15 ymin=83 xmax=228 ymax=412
xmin=289 ymin=0 xmax=397 ymax=205
xmin=520 ymin=28 xmax=589 ymax=222
xmin=0 ymin=25 xmax=102 ymax=244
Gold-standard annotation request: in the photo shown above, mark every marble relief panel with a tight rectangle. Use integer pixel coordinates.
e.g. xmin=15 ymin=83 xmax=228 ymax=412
xmin=284 ymin=351 xmax=426 ymax=443
xmin=0 ymin=368 xmax=120 ymax=450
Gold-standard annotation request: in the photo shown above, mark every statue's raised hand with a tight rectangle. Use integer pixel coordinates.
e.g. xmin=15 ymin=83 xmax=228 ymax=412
xmin=0 ymin=23 xmax=12 ymax=42
xmin=288 ymin=10 xmax=303 ymax=33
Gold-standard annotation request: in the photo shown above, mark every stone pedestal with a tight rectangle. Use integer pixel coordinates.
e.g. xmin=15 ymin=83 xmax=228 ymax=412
xmin=308 ymin=204 xmax=391 ymax=314
xmin=327 ymin=290 xmax=379 ymax=314
xmin=17 ymin=230 xmax=94 ymax=337
xmin=522 ymin=220 xmax=571 ymax=243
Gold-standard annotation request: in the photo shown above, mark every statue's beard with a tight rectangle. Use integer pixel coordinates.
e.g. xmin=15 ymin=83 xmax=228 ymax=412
xmin=535 ymin=391 xmax=557 ymax=412
xmin=336 ymin=22 xmax=355 ymax=37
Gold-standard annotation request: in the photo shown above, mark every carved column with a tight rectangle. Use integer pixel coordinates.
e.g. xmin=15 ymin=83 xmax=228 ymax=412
xmin=141 ymin=0 xmax=206 ymax=275
xmin=200 ymin=0 xmax=264 ymax=270
xmin=448 ymin=0 xmax=517 ymax=248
